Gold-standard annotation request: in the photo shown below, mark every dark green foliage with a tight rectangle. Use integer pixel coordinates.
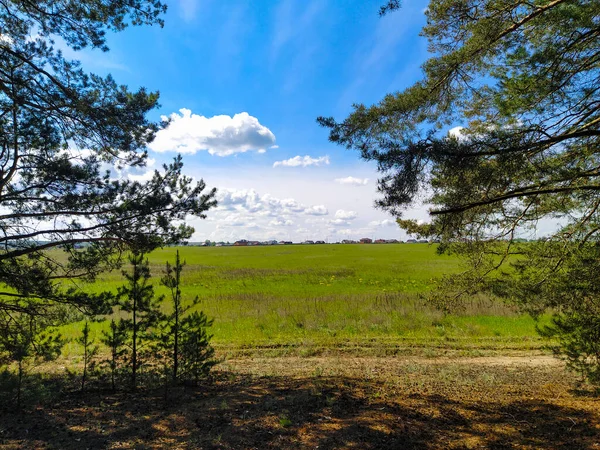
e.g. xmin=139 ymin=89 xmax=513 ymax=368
xmin=179 ymin=311 xmax=216 ymax=385
xmin=539 ymin=313 xmax=600 ymax=385
xmin=0 ymin=309 xmax=63 ymax=408
xmin=158 ymin=250 xmax=216 ymax=386
xmin=96 ymin=252 xmax=216 ymax=393
xmin=320 ymin=0 xmax=600 ymax=383
xmin=161 ymin=250 xmax=199 ymax=383
xmin=100 ymin=319 xmax=128 ymax=392
xmin=0 ymin=0 xmax=217 ymax=356
xmin=77 ymin=321 xmax=99 ymax=392
xmin=116 ymin=252 xmax=164 ymax=390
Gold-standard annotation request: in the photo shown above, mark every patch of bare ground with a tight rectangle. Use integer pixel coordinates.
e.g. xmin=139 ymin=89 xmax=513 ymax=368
xmin=1 ymin=354 xmax=599 ymax=449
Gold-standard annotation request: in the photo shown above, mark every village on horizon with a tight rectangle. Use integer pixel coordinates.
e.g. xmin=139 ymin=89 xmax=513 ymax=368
xmin=190 ymin=238 xmax=433 ymax=247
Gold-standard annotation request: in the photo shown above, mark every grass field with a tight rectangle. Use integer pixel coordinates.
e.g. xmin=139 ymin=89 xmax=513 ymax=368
xmin=58 ymin=243 xmax=547 ymax=357
xmin=4 ymin=244 xmax=600 ymax=449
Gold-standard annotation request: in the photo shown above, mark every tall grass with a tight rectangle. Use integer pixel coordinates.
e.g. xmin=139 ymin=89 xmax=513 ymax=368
xmin=56 ymin=244 xmax=547 ymax=355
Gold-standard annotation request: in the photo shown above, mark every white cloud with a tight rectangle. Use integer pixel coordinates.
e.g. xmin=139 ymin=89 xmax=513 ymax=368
xmin=280 ymin=198 xmax=306 ymax=212
xmin=448 ymin=126 xmax=466 ymax=141
xmin=273 ymin=155 xmax=329 ymax=168
xmin=149 ymin=109 xmax=276 ymax=156
xmin=0 ymin=34 xmax=14 ymax=45
xmin=128 ymin=170 xmax=155 ymax=182
xmin=368 ymin=219 xmax=396 ymax=227
xmin=304 ymin=205 xmax=328 ymax=216
xmin=217 ymin=188 xmax=328 ymax=219
xmin=269 ymin=218 xmax=294 ymax=227
xmin=186 ymin=167 xmax=414 ymax=243
xmin=334 ymin=210 xmax=358 ymax=220
xmin=329 ymin=210 xmax=358 ymax=227
xmin=218 ymin=189 xmax=260 ymax=211
xmin=334 ymin=176 xmax=368 ymax=186
xmin=334 ymin=228 xmax=355 ymax=236
xmin=221 ymin=214 xmax=250 ymax=227
xmin=329 ymin=218 xmax=349 ymax=226
xmin=304 ymin=217 xmax=328 ymax=224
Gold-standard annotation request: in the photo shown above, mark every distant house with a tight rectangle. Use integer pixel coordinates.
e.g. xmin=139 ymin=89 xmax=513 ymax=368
xmin=418 ymin=239 xmax=429 ymax=244
xmin=406 ymin=239 xmax=417 ymax=243
xmin=234 ymin=239 xmax=248 ymax=246
xmin=302 ymin=240 xmax=314 ymax=245
xmin=315 ymin=240 xmax=325 ymax=244
xmin=341 ymin=239 xmax=356 ymax=244
xmin=360 ymin=238 xmax=373 ymax=244
xmin=248 ymin=241 xmax=261 ymax=246
xmin=386 ymin=239 xmax=400 ymax=244
xmin=374 ymin=239 xmax=387 ymax=244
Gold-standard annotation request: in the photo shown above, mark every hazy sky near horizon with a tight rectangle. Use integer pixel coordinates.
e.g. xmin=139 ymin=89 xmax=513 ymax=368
xmin=69 ymin=0 xmax=434 ymax=242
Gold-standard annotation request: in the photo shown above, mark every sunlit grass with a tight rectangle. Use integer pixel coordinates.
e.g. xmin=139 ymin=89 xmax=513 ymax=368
xmin=52 ymin=244 xmax=549 ymax=358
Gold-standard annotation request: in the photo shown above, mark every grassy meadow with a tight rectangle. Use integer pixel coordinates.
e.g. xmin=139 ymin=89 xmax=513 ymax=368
xmin=7 ymin=244 xmax=600 ymax=450
xmin=60 ymin=243 xmax=546 ymax=357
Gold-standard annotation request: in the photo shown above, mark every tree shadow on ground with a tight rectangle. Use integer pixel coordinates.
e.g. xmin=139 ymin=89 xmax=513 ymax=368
xmin=0 ymin=371 xmax=598 ymax=449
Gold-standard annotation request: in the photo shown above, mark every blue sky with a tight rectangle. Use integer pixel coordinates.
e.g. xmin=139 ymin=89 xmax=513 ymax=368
xmin=68 ymin=0 xmax=432 ymax=242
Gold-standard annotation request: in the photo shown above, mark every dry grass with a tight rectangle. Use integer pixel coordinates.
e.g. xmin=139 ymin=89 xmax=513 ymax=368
xmin=1 ymin=354 xmax=599 ymax=449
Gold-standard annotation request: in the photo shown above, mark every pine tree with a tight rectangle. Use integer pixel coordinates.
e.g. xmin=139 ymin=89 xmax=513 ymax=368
xmin=77 ymin=321 xmax=99 ymax=392
xmin=116 ymin=252 xmax=164 ymax=390
xmin=100 ymin=319 xmax=128 ymax=392
xmin=320 ymin=0 xmax=600 ymax=383
xmin=160 ymin=250 xmax=199 ymax=383
xmin=179 ymin=311 xmax=216 ymax=386
xmin=0 ymin=0 xmax=217 ymax=354
xmin=0 ymin=309 xmax=62 ymax=408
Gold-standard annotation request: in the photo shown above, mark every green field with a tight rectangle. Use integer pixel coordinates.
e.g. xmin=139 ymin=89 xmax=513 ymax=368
xmin=60 ymin=244 xmax=546 ymax=357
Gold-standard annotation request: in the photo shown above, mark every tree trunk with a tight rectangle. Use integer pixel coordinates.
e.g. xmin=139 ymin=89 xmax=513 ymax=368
xmin=16 ymin=359 xmax=23 ymax=410
xmin=132 ymin=296 xmax=137 ymax=391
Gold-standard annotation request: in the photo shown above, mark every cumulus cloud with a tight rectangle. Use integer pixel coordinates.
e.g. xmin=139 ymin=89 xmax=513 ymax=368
xmin=149 ymin=109 xmax=276 ymax=156
xmin=305 ymin=217 xmax=328 ymax=224
xmin=269 ymin=218 xmax=294 ymax=227
xmin=329 ymin=209 xmax=358 ymax=227
xmin=218 ymin=189 xmax=261 ymax=211
xmin=329 ymin=210 xmax=358 ymax=227
xmin=334 ymin=210 xmax=358 ymax=220
xmin=368 ymin=219 xmax=396 ymax=227
xmin=128 ymin=170 xmax=155 ymax=182
xmin=273 ymin=155 xmax=329 ymax=168
xmin=334 ymin=176 xmax=369 ymax=186
xmin=304 ymin=205 xmax=329 ymax=216
xmin=222 ymin=214 xmax=251 ymax=227
xmin=217 ymin=188 xmax=328 ymax=218
xmin=448 ymin=126 xmax=467 ymax=141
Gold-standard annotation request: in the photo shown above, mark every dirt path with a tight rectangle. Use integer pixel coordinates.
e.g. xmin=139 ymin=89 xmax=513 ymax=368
xmin=221 ymin=354 xmax=562 ymax=379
